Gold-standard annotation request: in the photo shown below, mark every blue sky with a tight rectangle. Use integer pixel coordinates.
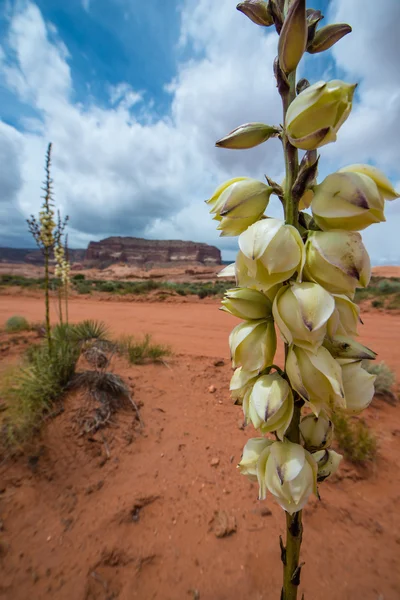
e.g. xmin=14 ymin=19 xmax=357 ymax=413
xmin=0 ymin=0 xmax=399 ymax=264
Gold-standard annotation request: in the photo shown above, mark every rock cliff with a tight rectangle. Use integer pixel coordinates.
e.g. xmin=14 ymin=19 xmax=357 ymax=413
xmin=85 ymin=237 xmax=221 ymax=267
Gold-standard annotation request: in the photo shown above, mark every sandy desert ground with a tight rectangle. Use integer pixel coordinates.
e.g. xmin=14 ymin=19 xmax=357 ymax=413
xmin=0 ymin=293 xmax=399 ymax=600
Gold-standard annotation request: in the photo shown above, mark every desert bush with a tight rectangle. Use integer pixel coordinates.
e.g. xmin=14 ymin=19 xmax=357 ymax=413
xmin=371 ymin=299 xmax=384 ymax=308
xmin=332 ymin=410 xmax=377 ymax=464
xmin=363 ymin=360 xmax=396 ymax=395
xmin=5 ymin=315 xmax=30 ymax=333
xmin=387 ymin=293 xmax=400 ymax=310
xmin=72 ymin=273 xmax=85 ymax=281
xmin=117 ymin=333 xmax=171 ymax=364
xmin=74 ymin=280 xmax=92 ymax=294
xmin=1 ymin=327 xmax=80 ymax=451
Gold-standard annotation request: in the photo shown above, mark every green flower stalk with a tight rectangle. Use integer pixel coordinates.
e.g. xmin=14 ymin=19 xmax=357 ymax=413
xmin=209 ymin=2 xmax=399 ymax=598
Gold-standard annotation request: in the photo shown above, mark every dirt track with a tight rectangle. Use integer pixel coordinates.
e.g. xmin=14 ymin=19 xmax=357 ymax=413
xmin=0 ymin=295 xmax=399 ymax=600
xmin=0 ymin=296 xmax=400 ymax=368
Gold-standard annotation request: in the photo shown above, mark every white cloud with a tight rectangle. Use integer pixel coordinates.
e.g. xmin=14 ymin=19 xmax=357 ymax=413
xmin=0 ymin=0 xmax=399 ymax=264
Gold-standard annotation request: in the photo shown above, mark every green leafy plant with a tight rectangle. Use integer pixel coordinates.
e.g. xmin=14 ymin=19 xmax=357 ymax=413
xmin=5 ymin=316 xmax=30 ymax=333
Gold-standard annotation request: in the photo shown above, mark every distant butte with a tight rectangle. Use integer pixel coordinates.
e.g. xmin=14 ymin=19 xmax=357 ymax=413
xmin=0 ymin=236 xmax=221 ymax=268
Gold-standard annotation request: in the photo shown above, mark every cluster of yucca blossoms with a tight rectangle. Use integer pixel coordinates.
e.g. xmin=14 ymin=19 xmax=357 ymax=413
xmin=207 ymin=0 xmax=399 ymax=597
xmin=54 ymin=243 xmax=71 ymax=288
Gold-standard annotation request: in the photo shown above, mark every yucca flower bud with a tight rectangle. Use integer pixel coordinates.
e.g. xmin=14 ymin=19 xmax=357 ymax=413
xmin=278 ymin=0 xmax=307 ymax=74
xmin=304 ymin=231 xmax=371 ymax=296
xmin=339 ymin=164 xmax=400 ymax=201
xmin=327 ymin=294 xmax=360 ymax=338
xmin=230 ymin=367 xmax=259 ymax=402
xmin=323 ymin=335 xmax=377 ymax=361
xmin=257 ymin=440 xmax=317 ymax=513
xmin=286 ymin=345 xmax=345 ymax=415
xmin=273 ymin=282 xmax=335 ymax=352
xmin=312 ymin=449 xmax=342 ymax=482
xmin=236 ymin=218 xmax=305 ymax=291
xmin=300 ymin=413 xmax=333 ymax=452
xmin=311 ymin=172 xmax=385 ymax=231
xmin=207 ymin=179 xmax=272 ymax=236
xmin=221 ymin=287 xmax=272 ymax=320
xmin=206 ymin=177 xmax=249 ymax=215
xmin=285 ymin=80 xmax=356 ymax=150
xmin=236 ymin=0 xmax=274 ymax=27
xmin=216 ymin=123 xmax=280 ymax=149
xmin=243 ymin=372 xmax=294 ymax=439
xmin=307 ymin=23 xmax=352 ymax=54
xmin=238 ymin=437 xmax=274 ymax=480
xmin=229 ymin=319 xmax=277 ymax=372
xmin=339 ymin=359 xmax=376 ymax=413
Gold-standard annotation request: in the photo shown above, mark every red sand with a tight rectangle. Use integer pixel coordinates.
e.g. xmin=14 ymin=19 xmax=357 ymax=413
xmin=0 ymin=295 xmax=399 ymax=600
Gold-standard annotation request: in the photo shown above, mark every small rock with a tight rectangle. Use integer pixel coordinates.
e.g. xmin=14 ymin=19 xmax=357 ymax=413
xmin=208 ymin=385 xmax=216 ymax=394
xmin=237 ymin=420 xmax=245 ymax=431
xmin=214 ymin=360 xmax=225 ymax=367
xmin=210 ymin=458 xmax=220 ymax=467
xmin=211 ymin=510 xmax=237 ymax=538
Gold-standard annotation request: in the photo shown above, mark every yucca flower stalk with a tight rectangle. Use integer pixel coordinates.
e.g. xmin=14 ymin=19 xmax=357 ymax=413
xmin=54 ymin=211 xmax=69 ymax=325
xmin=27 ymin=143 xmax=57 ymax=350
xmin=208 ymin=2 xmax=399 ymax=598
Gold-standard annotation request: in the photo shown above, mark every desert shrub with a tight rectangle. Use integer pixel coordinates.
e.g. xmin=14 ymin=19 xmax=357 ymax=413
xmin=376 ymin=279 xmax=400 ymax=294
xmin=5 ymin=315 xmax=30 ymax=333
xmin=74 ymin=280 xmax=92 ymax=294
xmin=72 ymin=273 xmax=85 ymax=281
xmin=371 ymin=299 xmax=384 ymax=308
xmin=97 ymin=281 xmax=118 ymax=293
xmin=332 ymin=410 xmax=377 ymax=464
xmin=363 ymin=360 xmax=396 ymax=395
xmin=117 ymin=333 xmax=171 ymax=364
xmin=1 ymin=329 xmax=80 ymax=451
xmin=387 ymin=293 xmax=400 ymax=310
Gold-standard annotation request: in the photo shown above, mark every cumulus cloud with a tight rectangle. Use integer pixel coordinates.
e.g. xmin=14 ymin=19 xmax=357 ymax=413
xmin=0 ymin=0 xmax=399 ymax=263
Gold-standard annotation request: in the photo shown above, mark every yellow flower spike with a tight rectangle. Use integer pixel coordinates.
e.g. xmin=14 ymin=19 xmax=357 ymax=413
xmin=286 ymin=80 xmax=356 ymax=150
xmin=221 ymin=287 xmax=272 ymax=320
xmin=229 ymin=319 xmax=277 ymax=372
xmin=312 ymin=449 xmax=342 ymax=482
xmin=311 ymin=171 xmax=386 ymax=231
xmin=299 ymin=413 xmax=333 ymax=452
xmin=237 ymin=437 xmax=274 ymax=481
xmin=339 ymin=164 xmax=400 ymax=200
xmin=246 ymin=372 xmax=294 ymax=439
xmin=286 ymin=345 xmax=345 ymax=415
xmin=338 ymin=359 xmax=376 ymax=414
xmin=304 ymin=231 xmax=371 ymax=296
xmin=272 ymin=282 xmax=335 ymax=352
xmin=258 ymin=440 xmax=317 ymax=513
xmin=236 ymin=218 xmax=305 ymax=291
